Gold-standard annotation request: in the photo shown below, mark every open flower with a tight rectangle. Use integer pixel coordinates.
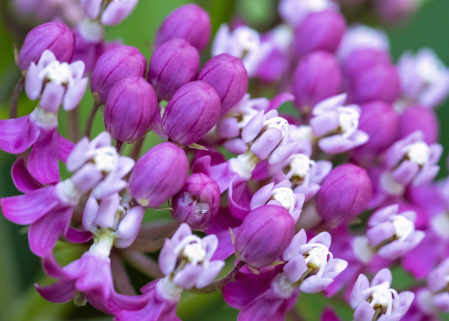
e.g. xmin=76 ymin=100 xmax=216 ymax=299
xmin=350 ymin=268 xmax=414 ymax=321
xmin=310 ymin=94 xmax=369 ymax=154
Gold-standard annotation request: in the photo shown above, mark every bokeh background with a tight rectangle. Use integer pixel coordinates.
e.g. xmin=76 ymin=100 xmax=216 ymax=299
xmin=0 ymin=0 xmax=449 ymax=320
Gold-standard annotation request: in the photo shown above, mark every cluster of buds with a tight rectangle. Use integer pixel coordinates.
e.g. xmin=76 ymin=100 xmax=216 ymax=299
xmin=1 ymin=1 xmax=449 ymax=321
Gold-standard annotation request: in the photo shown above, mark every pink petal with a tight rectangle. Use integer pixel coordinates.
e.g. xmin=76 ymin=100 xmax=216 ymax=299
xmin=0 ymin=116 xmax=39 ymax=153
xmin=27 ymin=129 xmax=60 ymax=184
xmin=11 ymin=158 xmax=42 ymax=193
xmin=35 ymin=280 xmax=77 ymax=303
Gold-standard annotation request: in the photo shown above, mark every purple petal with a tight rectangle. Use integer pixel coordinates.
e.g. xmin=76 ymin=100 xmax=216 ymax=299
xmin=269 ymin=142 xmax=298 ymax=165
xmin=1 ymin=186 xmax=57 ymax=224
xmin=40 ymin=83 xmax=65 ymax=113
xmin=35 ymin=280 xmax=77 ymax=303
xmin=250 ymin=183 xmax=274 ymax=210
xmin=173 ymin=264 xmax=203 ymax=289
xmin=367 ymin=222 xmax=395 ymax=247
xmin=11 ymin=158 xmax=42 ymax=192
xmin=27 ymin=129 xmax=60 ymax=184
xmin=391 ymin=161 xmax=419 ymax=185
xmin=250 ymin=127 xmax=282 ymax=160
xmin=353 ymin=300 xmax=375 ymax=321
xmin=58 ymin=134 xmax=75 ymax=163
xmin=109 ymin=291 xmax=149 ymax=311
xmin=65 ymin=228 xmax=92 ymax=243
xmin=25 ymin=63 xmax=43 ymax=100
xmin=368 ymin=204 xmax=399 ymax=226
xmin=283 ymin=229 xmax=307 ymax=261
xmin=310 ymin=112 xmax=340 ymax=137
xmin=241 ymin=110 xmax=264 ymax=143
xmin=28 ymin=207 xmax=73 ymax=257
xmin=371 ymin=268 xmax=392 ymax=287
xmin=318 ymin=135 xmax=355 ymax=154
xmin=192 ymin=156 xmax=211 ymax=176
xmin=196 ymin=260 xmax=226 ymax=288
xmin=0 ymin=116 xmax=39 ymax=154
xmin=350 ymin=274 xmax=369 ymax=308
xmin=268 ymin=93 xmax=295 ymax=111
xmin=309 ymin=232 xmax=331 ymax=248
xmin=63 ymin=78 xmax=88 ymax=111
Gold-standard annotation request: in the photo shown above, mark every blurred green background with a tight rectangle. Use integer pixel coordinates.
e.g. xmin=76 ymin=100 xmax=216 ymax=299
xmin=1 ymin=0 xmax=449 ymax=320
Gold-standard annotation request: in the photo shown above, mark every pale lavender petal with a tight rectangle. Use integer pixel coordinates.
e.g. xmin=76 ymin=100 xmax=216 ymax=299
xmin=224 ymin=138 xmax=248 ymax=155
xmin=173 ymin=264 xmax=203 ymax=289
xmin=95 ymin=193 xmax=120 ymax=229
xmin=391 ymin=161 xmax=419 ymax=185
xmin=196 ymin=261 xmax=226 ymax=288
xmin=250 ymin=183 xmax=275 ymax=210
xmin=1 ymin=186 xmax=57 ymax=224
xmin=66 ymin=137 xmax=90 ymax=171
xmin=25 ymin=63 xmax=43 ymax=100
xmin=377 ymin=241 xmax=411 ymax=260
xmin=250 ymin=127 xmax=282 ymax=160
xmin=241 ymin=110 xmax=264 ymax=143
xmin=413 ymin=165 xmax=439 ymax=186
xmin=354 ymin=300 xmax=375 ymax=321
xmin=58 ymin=134 xmax=75 ymax=163
xmin=350 ymin=274 xmax=369 ymax=308
xmin=309 ymin=232 xmax=331 ymax=248
xmin=368 ymin=204 xmax=399 ymax=226
xmin=101 ymin=0 xmax=139 ymax=25
xmin=269 ymin=142 xmax=298 ymax=165
xmin=312 ymin=94 xmax=347 ymax=116
xmin=283 ymin=255 xmax=308 ymax=283
xmin=63 ymin=77 xmax=88 ymax=111
xmin=300 ymin=276 xmax=333 ymax=293
xmin=318 ymin=135 xmax=355 ymax=154
xmin=367 ymin=222 xmax=395 ymax=247
xmin=82 ymin=196 xmax=99 ymax=231
xmin=310 ymin=111 xmax=340 ymax=137
xmin=40 ymin=83 xmax=65 ymax=113
xmin=283 ymin=229 xmax=307 ymax=261
xmin=311 ymin=161 xmax=333 ymax=184
xmin=115 ymin=206 xmax=145 ymax=249
xmin=371 ymin=268 xmax=392 ymax=287
xmin=268 ymin=93 xmax=295 ymax=111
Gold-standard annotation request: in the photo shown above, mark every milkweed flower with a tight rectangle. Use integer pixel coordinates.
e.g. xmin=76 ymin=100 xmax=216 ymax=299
xmin=81 ymin=0 xmax=139 ymax=26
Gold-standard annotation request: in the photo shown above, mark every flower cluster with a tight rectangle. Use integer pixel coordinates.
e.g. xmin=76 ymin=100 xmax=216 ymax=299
xmin=1 ymin=1 xmax=449 ymax=321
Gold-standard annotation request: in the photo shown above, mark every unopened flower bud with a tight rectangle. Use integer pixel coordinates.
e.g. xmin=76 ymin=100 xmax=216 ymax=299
xmin=197 ymin=54 xmax=248 ymax=115
xmin=18 ymin=22 xmax=75 ymax=71
xmin=91 ymin=45 xmax=147 ymax=104
xmin=162 ymin=81 xmax=221 ymax=146
xmin=155 ymin=4 xmax=211 ymax=51
xmin=342 ymin=48 xmax=392 ymax=79
xmin=171 ymin=173 xmax=220 ymax=230
xmin=397 ymin=106 xmax=438 ymax=144
xmin=292 ymin=51 xmax=341 ymax=112
xmin=128 ymin=142 xmax=189 ymax=208
xmin=104 ymin=77 xmax=158 ymax=143
xmin=292 ymin=10 xmax=346 ymax=57
xmin=148 ymin=38 xmax=199 ymax=101
xmin=234 ymin=205 xmax=295 ymax=268
xmin=316 ymin=164 xmax=372 ymax=226
xmin=350 ymin=101 xmax=398 ymax=163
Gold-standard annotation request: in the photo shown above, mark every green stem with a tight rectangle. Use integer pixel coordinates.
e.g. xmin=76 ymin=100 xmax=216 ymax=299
xmin=9 ymin=76 xmax=24 ymax=119
xmin=85 ymin=101 xmax=101 ymax=138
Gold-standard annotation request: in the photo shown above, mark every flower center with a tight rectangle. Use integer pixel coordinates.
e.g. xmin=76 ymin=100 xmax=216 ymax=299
xmin=55 ymin=179 xmax=83 ymax=206
xmin=270 ymin=187 xmax=296 ymax=213
xmin=299 ymin=243 xmax=332 ymax=279
xmin=263 ymin=117 xmax=289 ymax=140
xmin=39 ymin=61 xmax=73 ymax=86
xmin=174 ymin=235 xmax=208 ymax=268
xmin=338 ymin=107 xmax=360 ymax=137
xmin=391 ymin=215 xmax=414 ymax=241
xmin=29 ymin=107 xmax=58 ymax=129
xmin=89 ymin=229 xmax=115 ymax=257
xmin=363 ymin=281 xmax=398 ymax=317
xmin=404 ymin=141 xmax=430 ymax=166
xmin=234 ymin=27 xmax=260 ymax=53
xmin=92 ymin=146 xmax=119 ymax=173
xmin=182 ymin=242 xmax=207 ymax=264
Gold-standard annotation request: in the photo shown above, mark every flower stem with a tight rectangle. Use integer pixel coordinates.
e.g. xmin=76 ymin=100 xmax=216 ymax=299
xmin=190 ymin=260 xmax=245 ymax=294
xmin=85 ymin=101 xmax=101 ymax=138
xmin=121 ymin=249 xmax=164 ymax=279
xmin=68 ymin=107 xmax=80 ymax=142
xmin=129 ymin=136 xmax=146 ymax=161
xmin=9 ymin=76 xmax=25 ymax=119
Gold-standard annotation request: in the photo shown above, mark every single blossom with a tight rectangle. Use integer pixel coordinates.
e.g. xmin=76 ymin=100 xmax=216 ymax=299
xmin=397 ymin=48 xmax=449 ymax=108
xmin=80 ymin=0 xmax=139 ymax=25
xmin=366 ymin=204 xmax=425 ymax=260
xmin=310 ymin=94 xmax=369 ymax=154
xmin=350 ymin=268 xmax=414 ymax=321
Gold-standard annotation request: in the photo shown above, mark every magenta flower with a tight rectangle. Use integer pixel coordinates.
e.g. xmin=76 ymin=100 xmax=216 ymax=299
xmin=310 ymin=94 xmax=369 ymax=154
xmin=350 ymin=268 xmax=414 ymax=321
xmin=366 ymin=204 xmax=425 ymax=260
xmin=278 ymin=0 xmax=337 ymax=26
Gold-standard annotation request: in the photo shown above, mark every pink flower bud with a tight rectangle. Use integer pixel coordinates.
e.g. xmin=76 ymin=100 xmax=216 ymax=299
xmin=90 ymin=45 xmax=147 ymax=104
xmin=155 ymin=4 xmax=211 ymax=51
xmin=292 ymin=10 xmax=346 ymax=57
xmin=162 ymin=81 xmax=221 ymax=146
xmin=292 ymin=51 xmax=342 ymax=112
xmin=148 ymin=38 xmax=199 ymax=101
xmin=197 ymin=54 xmax=248 ymax=115
xmin=171 ymin=173 xmax=220 ymax=231
xmin=128 ymin=142 xmax=189 ymax=208
xmin=104 ymin=77 xmax=158 ymax=143
xmin=18 ymin=22 xmax=75 ymax=71
xmin=397 ymin=106 xmax=438 ymax=144
xmin=234 ymin=205 xmax=295 ymax=268
xmin=316 ymin=164 xmax=372 ymax=226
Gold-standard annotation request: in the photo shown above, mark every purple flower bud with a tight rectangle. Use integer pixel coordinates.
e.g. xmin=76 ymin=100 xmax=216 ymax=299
xmin=316 ymin=164 xmax=372 ymax=226
xmin=349 ymin=63 xmax=401 ymax=105
xmin=104 ymin=77 xmax=158 ymax=143
xmin=350 ymin=101 xmax=398 ymax=164
xmin=155 ymin=4 xmax=211 ymax=51
xmin=292 ymin=51 xmax=342 ymax=112
xmin=148 ymin=38 xmax=199 ymax=101
xmin=172 ymin=173 xmax=220 ymax=231
xmin=197 ymin=54 xmax=248 ymax=115
xmin=292 ymin=10 xmax=346 ymax=57
xmin=279 ymin=0 xmax=337 ymax=26
xmin=90 ymin=45 xmax=147 ymax=104
xmin=397 ymin=106 xmax=439 ymax=144
xmin=18 ymin=22 xmax=75 ymax=71
xmin=374 ymin=0 xmax=418 ymax=23
xmin=342 ymin=48 xmax=392 ymax=79
xmin=162 ymin=81 xmax=221 ymax=146
xmin=128 ymin=142 xmax=189 ymax=208
xmin=234 ymin=205 xmax=295 ymax=268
